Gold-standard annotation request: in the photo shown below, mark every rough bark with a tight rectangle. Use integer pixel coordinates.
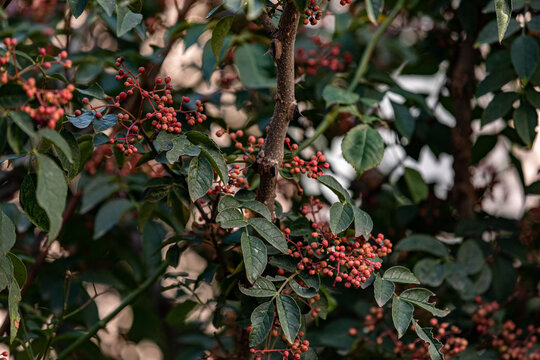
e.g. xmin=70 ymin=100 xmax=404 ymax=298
xmin=449 ymin=37 xmax=476 ymax=219
xmin=255 ymin=2 xmax=300 ymax=218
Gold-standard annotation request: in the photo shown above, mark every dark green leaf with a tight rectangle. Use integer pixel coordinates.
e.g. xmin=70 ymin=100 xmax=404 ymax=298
xmin=383 ymin=266 xmax=420 ymax=284
xmin=241 ymin=233 xmax=267 ymax=284
xmin=0 ymin=256 xmax=13 ymax=292
xmin=0 ymin=84 xmax=28 ymax=108
xmin=403 ymin=168 xmax=428 ymax=203
xmin=93 ymin=199 xmax=134 ymax=239
xmin=352 ymin=206 xmax=373 ymax=238
xmin=242 ymin=201 xmax=272 ymax=221
xmin=391 ymin=101 xmax=415 ymax=139
xmin=93 ymin=114 xmax=118 ymax=132
xmin=8 ymin=278 xmax=21 ymax=343
xmin=412 ymin=319 xmax=444 ymax=360
xmin=81 ymin=176 xmax=120 ymax=214
xmin=19 ymin=174 xmax=49 ymax=231
xmin=322 ymin=85 xmax=359 ymax=106
xmin=511 ymin=35 xmax=539 ymax=84
xmin=276 ymin=294 xmax=301 ymax=344
xmin=457 ymin=240 xmax=484 ymax=275
xmin=374 ymin=274 xmax=394 ymax=307
xmin=10 ymin=111 xmax=36 ymax=138
xmin=513 ymin=103 xmax=538 ymax=146
xmin=400 ymin=288 xmax=450 ymax=317
xmin=392 ymin=296 xmax=413 ymax=338
xmin=7 ymin=253 xmax=26 ymax=288
xmin=39 ymin=129 xmax=73 ymax=163
xmin=413 ymin=258 xmax=445 ymax=287
xmin=476 ymin=68 xmax=516 ymax=97
xmin=395 ymin=234 xmax=449 ymax=257
xmin=293 ymin=0 xmax=308 ymax=10
xmin=492 ymin=256 xmax=517 ymax=301
xmin=211 ymin=16 xmax=234 ymax=61
xmin=67 ymin=0 xmax=90 ymax=18
xmin=67 ymin=110 xmax=95 ymax=129
xmin=57 ymin=130 xmax=81 ymax=180
xmin=234 ymin=44 xmax=275 ymax=89
xmin=96 ymin=0 xmax=114 ymax=16
xmin=239 ymin=277 xmax=276 ymax=297
xmin=36 ymin=154 xmax=67 ymax=240
xmin=289 ymin=279 xmax=318 ymax=298
xmin=317 ymin=175 xmax=351 ymax=202
xmin=216 ymin=208 xmax=246 ymax=228
xmin=188 ymin=156 xmax=213 ymax=202
xmin=198 ymin=145 xmax=229 ymax=183
xmin=218 ymin=195 xmax=241 ymax=212
xmin=249 ymin=301 xmax=274 ymax=346
xmin=116 ymin=6 xmax=143 ymax=37
xmin=481 ymin=92 xmax=519 ymax=126
xmin=474 ymin=264 xmax=492 ymax=295
xmin=0 ymin=208 xmax=16 ymax=257
xmin=342 ymin=125 xmax=384 ymax=176
xmin=248 ymin=218 xmax=288 ymax=254
xmin=329 ymin=202 xmax=354 ymax=235
xmin=476 ymin=18 xmax=520 ymax=45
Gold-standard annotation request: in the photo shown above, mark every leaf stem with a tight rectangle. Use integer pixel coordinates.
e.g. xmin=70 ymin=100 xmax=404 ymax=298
xmin=56 ymin=261 xmax=168 ymax=359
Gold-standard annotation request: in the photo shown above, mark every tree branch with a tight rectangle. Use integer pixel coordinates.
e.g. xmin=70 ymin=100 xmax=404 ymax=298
xmin=254 ymin=2 xmax=300 ymax=218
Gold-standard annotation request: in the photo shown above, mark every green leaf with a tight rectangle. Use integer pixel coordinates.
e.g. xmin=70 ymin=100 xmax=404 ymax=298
xmin=36 ymin=154 xmax=67 ymax=240
xmin=96 ymin=0 xmax=114 ymax=16
xmin=511 ymin=35 xmax=539 ymax=84
xmin=514 ymin=103 xmax=538 ymax=146
xmin=249 ymin=301 xmax=274 ymax=346
xmin=413 ymin=258 xmax=445 ymax=287
xmin=239 ymin=277 xmax=276 ymax=297
xmin=392 ymin=296 xmax=413 ymax=338
xmin=0 ymin=208 xmax=16 ymax=257
xmin=317 ymin=175 xmax=351 ymax=202
xmin=198 ymin=145 xmax=229 ymax=183
xmin=395 ymin=234 xmax=449 ymax=257
xmin=216 ymin=208 xmax=246 ymax=228
xmin=457 ymin=240 xmax=484 ymax=275
xmin=494 ymin=0 xmax=512 ymax=43
xmin=444 ymin=262 xmax=475 ymax=296
xmin=329 ymin=203 xmax=354 ymax=235
xmin=8 ymin=278 xmax=21 ymax=343
xmin=352 ymin=206 xmax=373 ymax=238
xmin=116 ymin=6 xmax=143 ymax=37
xmin=476 ymin=18 xmax=520 ymax=46
xmin=218 ymin=195 xmax=241 ymax=212
xmin=188 ymin=156 xmax=213 ymax=202
xmin=93 ymin=114 xmax=118 ymax=132
xmin=67 ymin=110 xmax=94 ymax=129
xmin=211 ymin=16 xmax=234 ymax=61
xmin=93 ymin=199 xmax=134 ymax=239
xmin=67 ymin=0 xmax=89 ymax=18
xmin=400 ymin=288 xmax=450 ymax=317
xmin=0 ymin=256 xmax=13 ymax=292
xmin=81 ymin=176 xmax=120 ymax=214
xmin=7 ymin=253 xmax=26 ymax=288
xmin=0 ymin=84 xmax=28 ymax=108
xmin=474 ymin=264 xmax=493 ymax=295
xmin=383 ymin=266 xmax=420 ymax=284
xmin=366 ymin=0 xmax=383 ymax=23
xmin=289 ymin=279 xmax=318 ymax=298
xmin=374 ymin=274 xmax=394 ymax=307
xmin=298 ymin=271 xmax=320 ymax=291
xmin=9 ymin=111 xmax=36 ymax=138
xmin=57 ymin=130 xmax=81 ymax=180
xmin=276 ymin=294 xmax=301 ymax=344
xmin=481 ymin=92 xmax=519 ymax=126
xmin=391 ymin=101 xmax=415 ymax=140
xmin=19 ymin=174 xmax=49 ymax=231
xmin=248 ymin=218 xmax=288 ymax=254
xmin=403 ymin=168 xmax=428 ymax=203
xmin=241 ymin=233 xmax=267 ymax=284
xmin=476 ymin=68 xmax=516 ymax=97
xmin=293 ymin=0 xmax=308 ymax=10
xmin=492 ymin=256 xmax=517 ymax=301
xmin=322 ymin=85 xmax=359 ymax=106
xmin=342 ymin=125 xmax=384 ymax=176
xmin=234 ymin=44 xmax=275 ymax=89
xmin=412 ymin=319 xmax=444 ymax=360
xmin=39 ymin=129 xmax=74 ymax=163
xmin=241 ymin=201 xmax=272 ymax=221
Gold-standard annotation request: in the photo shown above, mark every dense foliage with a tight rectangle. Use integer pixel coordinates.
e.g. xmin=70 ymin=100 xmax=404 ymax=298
xmin=0 ymin=0 xmax=539 ymax=359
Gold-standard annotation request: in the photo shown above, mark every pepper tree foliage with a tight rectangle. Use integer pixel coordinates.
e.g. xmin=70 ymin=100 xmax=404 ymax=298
xmin=0 ymin=0 xmax=539 ymax=359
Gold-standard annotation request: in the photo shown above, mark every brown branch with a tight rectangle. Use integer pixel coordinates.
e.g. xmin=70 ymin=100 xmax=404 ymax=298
xmin=259 ymin=10 xmax=278 ymax=37
xmin=449 ymin=37 xmax=477 ymax=219
xmin=254 ymin=2 xmax=300 ymax=218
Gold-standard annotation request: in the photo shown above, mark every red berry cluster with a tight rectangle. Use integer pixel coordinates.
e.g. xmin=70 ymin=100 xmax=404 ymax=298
xmin=206 ymin=163 xmax=250 ymax=196
xmin=1 ymin=39 xmax=73 ymax=129
xmin=296 ymin=36 xmax=353 ymax=76
xmin=473 ymin=297 xmax=540 ymax=360
xmin=74 ymin=58 xmax=206 ymax=156
xmin=249 ymin=326 xmax=310 ymax=360
xmin=280 ymin=198 xmax=392 ymax=288
xmin=216 ymin=128 xmax=266 ymax=157
xmin=302 ymin=0 xmax=352 ymax=26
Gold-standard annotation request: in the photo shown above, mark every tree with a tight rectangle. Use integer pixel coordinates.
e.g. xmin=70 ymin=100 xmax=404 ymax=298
xmin=0 ymin=0 xmax=539 ymax=359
